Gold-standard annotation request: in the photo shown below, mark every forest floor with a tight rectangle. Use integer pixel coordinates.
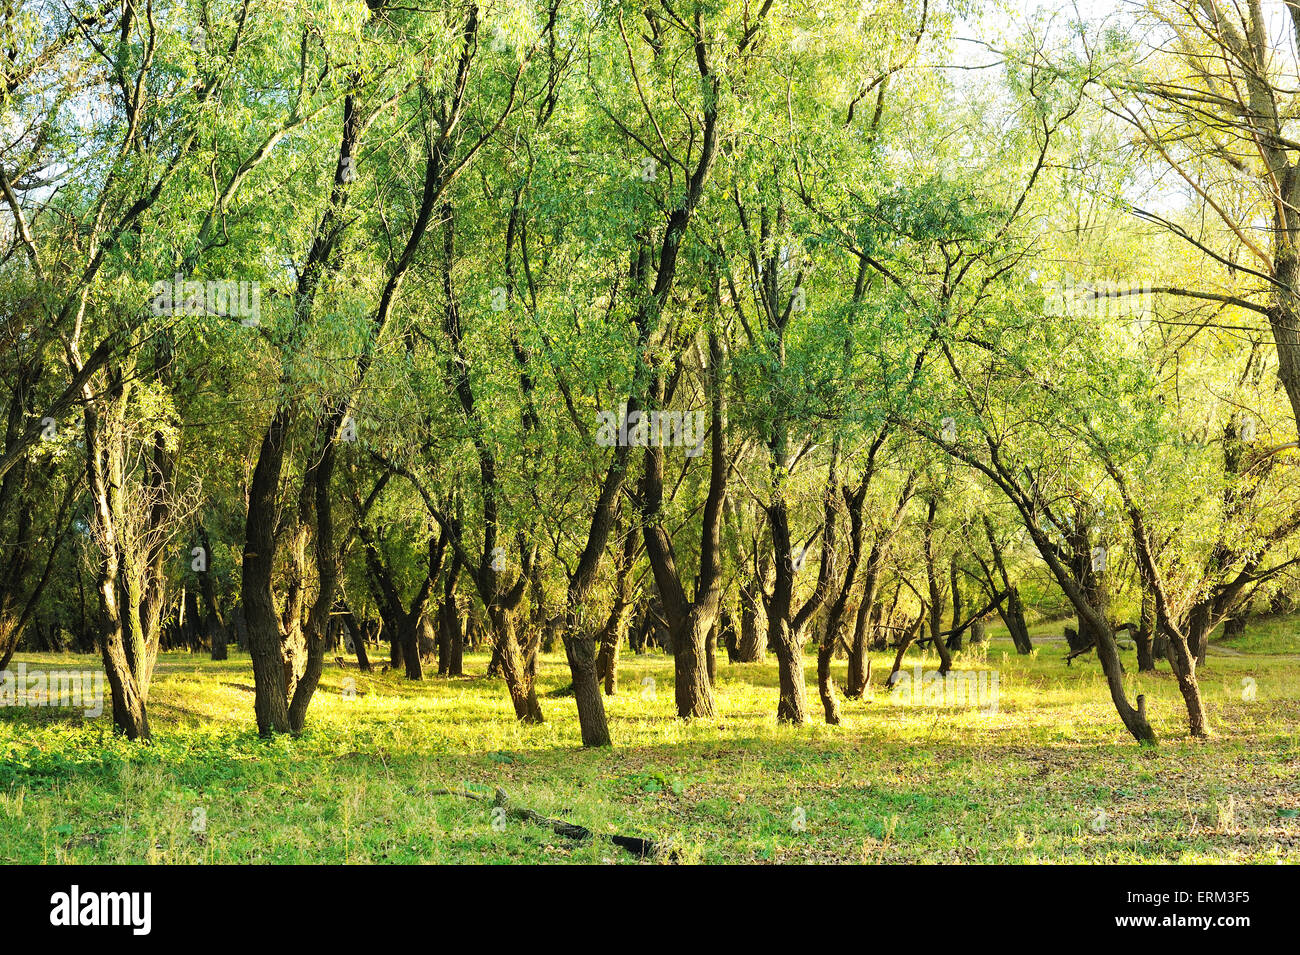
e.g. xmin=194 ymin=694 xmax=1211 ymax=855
xmin=1 ymin=626 xmax=1298 ymax=864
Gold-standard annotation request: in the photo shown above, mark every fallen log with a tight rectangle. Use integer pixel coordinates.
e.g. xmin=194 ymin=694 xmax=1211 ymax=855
xmin=430 ymin=785 xmax=677 ymax=861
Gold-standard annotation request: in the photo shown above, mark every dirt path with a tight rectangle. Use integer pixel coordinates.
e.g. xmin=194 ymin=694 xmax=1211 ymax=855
xmin=1017 ymin=631 xmax=1300 ymax=661
xmin=1206 ymin=643 xmax=1300 ymax=661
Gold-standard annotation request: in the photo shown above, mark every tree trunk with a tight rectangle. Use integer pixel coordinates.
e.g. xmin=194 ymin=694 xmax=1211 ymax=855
xmin=816 ymin=637 xmax=841 ymax=725
xmin=101 ymin=627 xmax=151 ymax=740
xmin=736 ymin=579 xmax=768 ymax=662
xmin=400 ymin=614 xmax=423 ymax=681
xmin=594 ymin=600 xmax=630 ymax=698
xmin=339 ymin=600 xmax=371 ymax=672
xmin=211 ymin=623 xmax=229 ymax=661
xmin=1003 ymin=586 xmax=1033 ymax=654
xmin=819 ymin=461 xmax=877 ymax=723
xmin=922 ymin=497 xmax=953 ymax=673
xmin=492 ymin=610 xmax=542 ymax=723
xmin=1187 ymin=603 xmax=1211 ymax=666
xmin=1071 ymin=521 xmax=1110 ymax=660
xmin=845 ymin=564 xmax=882 ymax=697
xmin=185 ymin=588 xmax=204 ymax=652
xmin=563 ymin=631 xmax=608 ymax=745
xmin=242 ymin=408 xmax=294 ymax=736
xmin=639 ymin=334 xmax=729 ymax=723
xmin=771 ymin=620 xmax=808 ymax=724
xmin=945 ymin=556 xmax=963 ymax=650
xmin=284 ymin=437 xmax=341 ymax=735
xmin=198 ymin=527 xmax=227 ymax=661
xmin=1162 ymin=622 xmax=1211 ymax=737
xmin=83 ymin=386 xmax=156 ymax=740
xmin=983 ymin=518 xmax=1032 ymax=654
xmin=720 ymin=608 xmax=739 ymax=662
xmin=595 ymin=526 xmax=637 ymax=696
xmin=673 ymin=611 xmax=717 ymax=718
xmin=439 ymin=602 xmax=463 ymax=677
xmin=1135 ymin=591 xmax=1156 ymax=672
xmin=596 ymin=622 xmax=622 ymax=694
xmin=844 ymin=605 xmax=870 ymax=697
xmin=437 ymin=556 xmax=462 ymax=676
xmin=1097 ymin=630 xmax=1156 ymax=744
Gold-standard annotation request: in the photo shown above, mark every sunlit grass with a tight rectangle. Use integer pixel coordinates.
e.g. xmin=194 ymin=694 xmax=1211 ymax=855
xmin=1212 ymin=614 xmax=1300 ymax=656
xmin=1 ymin=633 xmax=1297 ymax=863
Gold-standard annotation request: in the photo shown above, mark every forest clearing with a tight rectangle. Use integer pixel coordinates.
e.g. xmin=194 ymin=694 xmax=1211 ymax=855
xmin=3 ymin=621 xmax=1297 ymax=864
xmin=1 ymin=0 xmax=1299 ymax=897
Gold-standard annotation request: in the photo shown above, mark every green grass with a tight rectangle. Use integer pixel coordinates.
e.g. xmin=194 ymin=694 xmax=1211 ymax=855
xmin=990 ymin=605 xmax=1300 ymax=658
xmin=1211 ymin=614 xmax=1300 ymax=656
xmin=1 ymin=633 xmax=1297 ymax=864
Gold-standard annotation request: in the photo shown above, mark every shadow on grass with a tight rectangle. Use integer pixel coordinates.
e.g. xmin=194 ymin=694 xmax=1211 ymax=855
xmin=0 ymin=706 xmax=91 ymax=728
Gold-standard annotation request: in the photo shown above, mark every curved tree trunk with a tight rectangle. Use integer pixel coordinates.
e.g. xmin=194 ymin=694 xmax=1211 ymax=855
xmin=819 ymin=460 xmax=878 ymax=723
xmin=764 ymin=450 xmax=839 ymax=725
xmin=1096 ymin=632 xmax=1156 ymax=744
xmin=1003 ymin=586 xmax=1033 ymax=654
xmin=339 ymin=599 xmax=371 ymax=672
xmin=887 ymin=609 xmax=926 ymax=687
xmin=1162 ymin=621 xmax=1211 ymax=737
xmin=640 ymin=335 xmax=730 ymax=722
xmin=921 ymin=497 xmax=955 ymax=674
xmin=595 ymin=534 xmax=637 ymax=695
xmin=816 ymin=638 xmax=841 ymax=725
xmin=982 ymin=518 xmax=1032 ymax=654
xmin=844 ymin=604 xmax=871 ymax=697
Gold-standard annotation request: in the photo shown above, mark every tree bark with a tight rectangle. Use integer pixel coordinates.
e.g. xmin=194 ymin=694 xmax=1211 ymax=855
xmin=438 ymin=555 xmax=463 ymax=676
xmin=640 ymin=335 xmax=728 ymax=721
xmin=595 ymin=527 xmax=638 ymax=695
xmin=818 ymin=456 xmax=878 ymax=723
xmin=82 ymin=375 xmax=156 ymax=740
xmin=981 ymin=517 xmax=1032 ymax=654
xmin=339 ymin=598 xmax=371 ymax=672
xmin=945 ymin=555 xmax=963 ymax=651
xmin=1135 ymin=591 xmax=1156 ymax=672
xmin=736 ymin=571 xmax=768 ymax=662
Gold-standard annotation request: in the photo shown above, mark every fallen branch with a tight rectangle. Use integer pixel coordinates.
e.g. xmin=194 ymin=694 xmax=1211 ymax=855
xmin=1064 ymin=641 xmax=1095 ymax=664
xmin=1066 ymin=622 xmax=1137 ymax=665
xmin=914 ymin=590 xmax=1009 ymax=647
xmin=430 ymin=785 xmax=677 ymax=861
